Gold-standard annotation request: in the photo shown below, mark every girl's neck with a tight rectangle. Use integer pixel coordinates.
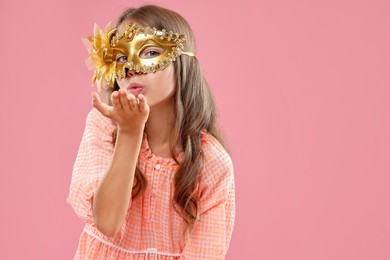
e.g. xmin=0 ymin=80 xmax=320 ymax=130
xmin=144 ymin=102 xmax=174 ymax=148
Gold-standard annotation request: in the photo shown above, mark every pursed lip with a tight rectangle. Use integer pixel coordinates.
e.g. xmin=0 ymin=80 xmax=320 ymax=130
xmin=127 ymin=82 xmax=144 ymax=91
xmin=127 ymin=82 xmax=145 ymax=96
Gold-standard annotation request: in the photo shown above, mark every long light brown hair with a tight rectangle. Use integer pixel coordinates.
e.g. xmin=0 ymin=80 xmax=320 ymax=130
xmin=105 ymin=4 xmax=230 ymax=243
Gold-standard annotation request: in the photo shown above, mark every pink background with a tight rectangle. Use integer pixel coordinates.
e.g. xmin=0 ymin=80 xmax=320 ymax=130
xmin=1 ymin=0 xmax=389 ymax=259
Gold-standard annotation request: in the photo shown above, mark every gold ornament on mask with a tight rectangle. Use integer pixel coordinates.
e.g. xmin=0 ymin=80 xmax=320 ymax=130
xmin=82 ymin=21 xmax=195 ymax=91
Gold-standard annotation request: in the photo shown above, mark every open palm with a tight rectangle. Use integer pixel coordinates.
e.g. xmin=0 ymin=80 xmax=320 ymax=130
xmin=92 ymin=89 xmax=150 ymax=133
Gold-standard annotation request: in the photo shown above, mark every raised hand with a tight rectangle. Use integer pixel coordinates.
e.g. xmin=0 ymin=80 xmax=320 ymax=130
xmin=92 ymin=89 xmax=150 ymax=133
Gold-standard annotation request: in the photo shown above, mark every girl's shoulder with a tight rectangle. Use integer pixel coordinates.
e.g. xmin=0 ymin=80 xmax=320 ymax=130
xmin=199 ymin=129 xmax=234 ymax=193
xmin=200 ymin=129 xmax=233 ymax=171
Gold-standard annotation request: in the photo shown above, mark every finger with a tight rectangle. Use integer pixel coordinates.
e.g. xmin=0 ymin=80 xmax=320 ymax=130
xmin=137 ymin=94 xmax=148 ymax=112
xmin=92 ymin=92 xmax=111 ymax=117
xmin=111 ymin=91 xmax=123 ymax=110
xmin=119 ymin=89 xmax=130 ymax=110
xmin=127 ymin=93 xmax=137 ymax=110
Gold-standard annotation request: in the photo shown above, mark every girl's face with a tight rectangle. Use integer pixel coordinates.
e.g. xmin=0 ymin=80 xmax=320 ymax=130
xmin=116 ymin=62 xmax=176 ymax=109
xmin=115 ymin=20 xmax=177 ymax=109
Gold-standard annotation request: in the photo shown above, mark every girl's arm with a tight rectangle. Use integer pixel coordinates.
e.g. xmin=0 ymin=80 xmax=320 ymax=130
xmin=90 ymin=90 xmax=149 ymax=237
xmin=180 ymin=152 xmax=236 ymax=260
xmin=92 ymin=127 xmax=143 ymax=237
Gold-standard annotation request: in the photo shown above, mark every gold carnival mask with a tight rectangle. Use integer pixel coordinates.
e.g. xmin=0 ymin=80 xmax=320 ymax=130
xmin=82 ymin=21 xmax=195 ymax=91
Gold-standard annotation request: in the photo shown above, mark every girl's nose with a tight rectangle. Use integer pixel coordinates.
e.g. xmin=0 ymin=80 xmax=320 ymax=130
xmin=126 ymin=68 xmax=140 ymax=77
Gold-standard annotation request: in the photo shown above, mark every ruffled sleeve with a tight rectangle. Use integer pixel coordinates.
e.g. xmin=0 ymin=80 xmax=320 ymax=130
xmin=66 ymin=108 xmax=119 ymax=226
xmin=180 ymin=134 xmax=236 ymax=259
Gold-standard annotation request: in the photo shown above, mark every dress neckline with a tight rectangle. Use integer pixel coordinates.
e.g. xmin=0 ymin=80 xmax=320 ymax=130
xmin=139 ymin=132 xmax=185 ymax=167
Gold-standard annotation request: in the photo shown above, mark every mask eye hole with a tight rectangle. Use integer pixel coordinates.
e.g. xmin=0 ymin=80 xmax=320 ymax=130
xmin=139 ymin=46 xmax=165 ymax=59
xmin=116 ymin=53 xmax=127 ymax=64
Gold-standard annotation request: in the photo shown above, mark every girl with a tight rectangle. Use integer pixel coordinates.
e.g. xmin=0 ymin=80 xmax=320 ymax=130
xmin=67 ymin=4 xmax=235 ymax=260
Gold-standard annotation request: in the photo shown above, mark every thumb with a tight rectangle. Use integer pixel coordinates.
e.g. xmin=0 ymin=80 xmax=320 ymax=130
xmin=92 ymin=92 xmax=111 ymax=117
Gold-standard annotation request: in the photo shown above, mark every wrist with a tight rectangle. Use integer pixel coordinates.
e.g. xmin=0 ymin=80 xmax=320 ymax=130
xmin=117 ymin=126 xmax=144 ymax=136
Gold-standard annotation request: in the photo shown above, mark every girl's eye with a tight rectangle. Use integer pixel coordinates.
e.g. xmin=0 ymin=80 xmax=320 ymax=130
xmin=117 ymin=55 xmax=127 ymax=63
xmin=140 ymin=48 xmax=164 ymax=59
xmin=147 ymin=51 xmax=160 ymax=57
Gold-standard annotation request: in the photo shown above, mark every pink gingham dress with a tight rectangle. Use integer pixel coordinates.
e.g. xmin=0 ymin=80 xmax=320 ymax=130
xmin=66 ymin=107 xmax=235 ymax=259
